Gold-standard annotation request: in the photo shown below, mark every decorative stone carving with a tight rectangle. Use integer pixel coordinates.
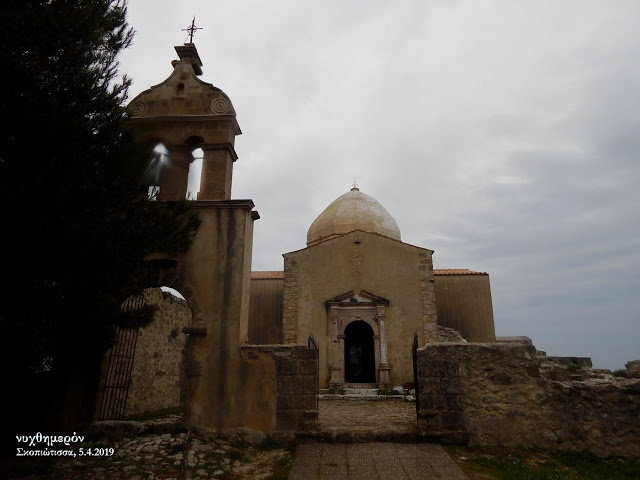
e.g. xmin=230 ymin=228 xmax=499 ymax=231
xmin=130 ymin=101 xmax=146 ymax=117
xmin=352 ymin=249 xmax=361 ymax=273
xmin=210 ymin=97 xmax=231 ymax=114
xmin=325 ymin=291 xmax=391 ymax=388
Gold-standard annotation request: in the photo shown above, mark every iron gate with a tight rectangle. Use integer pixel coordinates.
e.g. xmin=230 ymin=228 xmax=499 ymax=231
xmin=308 ymin=335 xmax=319 ymax=410
xmin=97 ymin=294 xmax=144 ymax=420
xmin=412 ymin=331 xmax=420 ymax=417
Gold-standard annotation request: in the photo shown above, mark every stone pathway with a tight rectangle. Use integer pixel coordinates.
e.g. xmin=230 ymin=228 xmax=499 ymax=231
xmin=8 ymin=399 xmax=467 ymax=479
xmin=288 ymin=443 xmax=468 ymax=480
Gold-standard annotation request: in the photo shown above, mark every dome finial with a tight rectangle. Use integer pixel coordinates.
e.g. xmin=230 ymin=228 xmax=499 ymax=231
xmin=352 ymin=177 xmax=359 ymax=191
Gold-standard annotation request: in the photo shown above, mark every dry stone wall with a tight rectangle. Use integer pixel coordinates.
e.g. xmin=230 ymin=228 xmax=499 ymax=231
xmin=282 ymin=254 xmax=298 ymax=344
xmin=126 ymin=288 xmax=191 ymax=416
xmin=418 ymin=252 xmax=438 ymax=343
xmin=416 ymin=342 xmax=640 ymax=458
xmin=240 ymin=345 xmax=319 ymax=434
xmin=274 ymin=346 xmax=319 ymax=432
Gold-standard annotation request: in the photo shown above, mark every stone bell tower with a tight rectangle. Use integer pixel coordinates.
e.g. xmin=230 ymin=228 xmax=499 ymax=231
xmin=127 ymin=42 xmax=261 ymax=432
xmin=128 ymin=43 xmax=240 ymax=201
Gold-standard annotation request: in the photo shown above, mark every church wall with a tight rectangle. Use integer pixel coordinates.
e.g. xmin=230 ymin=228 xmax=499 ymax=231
xmin=283 ymin=230 xmax=435 ymax=388
xmin=248 ymin=278 xmax=283 ymax=344
xmin=434 ymin=274 xmax=496 ymax=342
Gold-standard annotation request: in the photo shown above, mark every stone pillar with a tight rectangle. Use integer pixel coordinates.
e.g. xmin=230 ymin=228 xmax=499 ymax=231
xmin=328 ymin=306 xmax=343 ymax=389
xmin=198 ymin=144 xmax=235 ymax=200
xmin=377 ymin=305 xmax=391 ymax=388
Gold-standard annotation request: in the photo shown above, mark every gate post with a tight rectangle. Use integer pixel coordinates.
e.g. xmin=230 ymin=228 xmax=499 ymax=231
xmin=412 ymin=332 xmax=420 ymax=418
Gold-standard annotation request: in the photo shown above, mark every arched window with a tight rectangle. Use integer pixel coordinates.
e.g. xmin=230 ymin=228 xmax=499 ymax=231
xmin=145 ymin=143 xmax=170 ymax=200
xmin=186 ymin=148 xmax=203 ymax=200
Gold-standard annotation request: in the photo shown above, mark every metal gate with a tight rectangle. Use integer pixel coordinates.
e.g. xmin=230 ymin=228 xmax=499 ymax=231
xmin=97 ymin=294 xmax=144 ymax=420
xmin=308 ymin=335 xmax=319 ymax=411
xmin=412 ymin=332 xmax=420 ymax=417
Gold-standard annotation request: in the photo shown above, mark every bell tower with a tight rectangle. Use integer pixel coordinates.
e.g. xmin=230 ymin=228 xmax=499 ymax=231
xmin=128 ymin=42 xmax=240 ymax=201
xmin=127 ymin=40 xmax=262 ymax=432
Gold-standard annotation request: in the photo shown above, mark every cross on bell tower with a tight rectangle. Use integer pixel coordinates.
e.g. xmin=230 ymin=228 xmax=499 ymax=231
xmin=182 ymin=16 xmax=202 ymax=43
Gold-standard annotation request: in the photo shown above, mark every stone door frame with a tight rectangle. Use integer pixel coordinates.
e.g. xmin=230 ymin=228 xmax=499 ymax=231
xmin=326 ymin=290 xmax=391 ymax=390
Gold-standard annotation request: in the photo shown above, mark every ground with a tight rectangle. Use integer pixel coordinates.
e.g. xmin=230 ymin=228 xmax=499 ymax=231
xmin=7 ymin=400 xmax=640 ymax=479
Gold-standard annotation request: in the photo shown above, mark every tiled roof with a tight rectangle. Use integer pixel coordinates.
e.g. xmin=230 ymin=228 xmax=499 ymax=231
xmin=250 ymin=269 xmax=486 ymax=279
xmin=251 ymin=271 xmax=285 ymax=279
xmin=433 ymin=269 xmax=487 ymax=275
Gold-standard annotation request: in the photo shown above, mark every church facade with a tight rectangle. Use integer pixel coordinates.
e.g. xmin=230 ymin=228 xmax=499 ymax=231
xmin=249 ymin=187 xmax=496 ymax=390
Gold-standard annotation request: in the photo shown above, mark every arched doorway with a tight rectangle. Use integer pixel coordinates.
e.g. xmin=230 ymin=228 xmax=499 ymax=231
xmin=344 ymin=321 xmax=376 ymax=383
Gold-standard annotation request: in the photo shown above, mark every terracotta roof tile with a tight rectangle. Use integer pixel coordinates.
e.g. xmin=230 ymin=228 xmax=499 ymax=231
xmin=433 ymin=269 xmax=488 ymax=275
xmin=251 ymin=271 xmax=284 ymax=279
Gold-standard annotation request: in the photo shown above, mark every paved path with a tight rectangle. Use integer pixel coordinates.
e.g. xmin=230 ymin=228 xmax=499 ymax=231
xmin=288 ymin=443 xmax=468 ymax=480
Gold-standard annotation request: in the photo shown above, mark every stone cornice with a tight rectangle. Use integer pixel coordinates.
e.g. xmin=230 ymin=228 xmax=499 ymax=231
xmin=128 ymin=114 xmax=242 ymax=135
xmin=162 ymin=199 xmax=257 ymax=214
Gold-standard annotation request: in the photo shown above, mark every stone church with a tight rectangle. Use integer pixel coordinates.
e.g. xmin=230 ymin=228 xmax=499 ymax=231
xmin=96 ymin=38 xmax=496 ymax=422
xmin=248 ymin=186 xmax=496 ymax=390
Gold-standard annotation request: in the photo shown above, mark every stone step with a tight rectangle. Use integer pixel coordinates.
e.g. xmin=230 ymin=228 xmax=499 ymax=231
xmin=343 ymin=388 xmax=378 ymax=395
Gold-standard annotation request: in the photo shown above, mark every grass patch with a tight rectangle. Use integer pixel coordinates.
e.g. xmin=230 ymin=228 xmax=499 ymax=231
xmin=445 ymin=445 xmax=640 ymax=480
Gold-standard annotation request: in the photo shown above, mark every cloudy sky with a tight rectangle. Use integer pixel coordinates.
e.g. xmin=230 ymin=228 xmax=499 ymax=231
xmin=120 ymin=0 xmax=640 ymax=370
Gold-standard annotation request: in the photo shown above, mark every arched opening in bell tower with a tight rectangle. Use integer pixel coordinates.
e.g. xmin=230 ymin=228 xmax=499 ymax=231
xmin=186 ymin=147 xmax=203 ymax=200
xmin=146 ymin=143 xmax=170 ymax=200
xmin=344 ymin=320 xmax=376 ymax=384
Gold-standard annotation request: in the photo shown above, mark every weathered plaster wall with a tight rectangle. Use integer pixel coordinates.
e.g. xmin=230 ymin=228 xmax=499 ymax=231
xmin=434 ymin=274 xmax=495 ymax=342
xmin=175 ymin=202 xmax=257 ymax=432
xmin=248 ymin=278 xmax=284 ymax=344
xmin=416 ymin=343 xmax=640 ymax=458
xmin=125 ymin=288 xmax=191 ymax=416
xmin=283 ymin=230 xmax=435 ymax=388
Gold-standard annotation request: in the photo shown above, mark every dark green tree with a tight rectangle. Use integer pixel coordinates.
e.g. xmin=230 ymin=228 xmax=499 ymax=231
xmin=0 ymin=0 xmax=201 ymax=436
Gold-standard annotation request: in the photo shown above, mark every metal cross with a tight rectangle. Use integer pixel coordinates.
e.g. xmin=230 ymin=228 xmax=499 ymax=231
xmin=182 ymin=16 xmax=202 ymax=43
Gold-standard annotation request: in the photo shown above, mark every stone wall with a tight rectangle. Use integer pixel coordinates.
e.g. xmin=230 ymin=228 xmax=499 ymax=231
xmin=125 ymin=288 xmax=191 ymax=416
xmin=418 ymin=251 xmax=438 ymax=343
xmin=239 ymin=345 xmax=319 ymax=434
xmin=416 ymin=342 xmax=640 ymax=458
xmin=282 ymin=254 xmax=298 ymax=344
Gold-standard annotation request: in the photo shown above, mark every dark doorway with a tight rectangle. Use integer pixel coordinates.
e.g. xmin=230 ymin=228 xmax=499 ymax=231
xmin=344 ymin=321 xmax=376 ymax=383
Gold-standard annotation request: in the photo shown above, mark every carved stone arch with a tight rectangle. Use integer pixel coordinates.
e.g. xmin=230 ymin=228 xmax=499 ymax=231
xmin=326 ymin=290 xmax=391 ymax=389
xmin=185 ymin=135 xmax=205 ymax=148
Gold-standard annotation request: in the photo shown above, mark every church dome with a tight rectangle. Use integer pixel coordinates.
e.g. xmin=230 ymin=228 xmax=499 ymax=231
xmin=307 ymin=188 xmax=401 ymax=246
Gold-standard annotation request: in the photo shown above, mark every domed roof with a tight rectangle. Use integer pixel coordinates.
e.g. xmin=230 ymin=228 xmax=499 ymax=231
xmin=307 ymin=188 xmax=401 ymax=246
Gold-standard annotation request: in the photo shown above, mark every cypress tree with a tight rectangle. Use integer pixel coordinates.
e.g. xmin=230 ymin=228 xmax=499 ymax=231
xmin=0 ymin=0 xmax=201 ymax=435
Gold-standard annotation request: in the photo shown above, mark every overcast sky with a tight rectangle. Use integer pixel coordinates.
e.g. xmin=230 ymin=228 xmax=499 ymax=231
xmin=120 ymin=0 xmax=640 ymax=370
